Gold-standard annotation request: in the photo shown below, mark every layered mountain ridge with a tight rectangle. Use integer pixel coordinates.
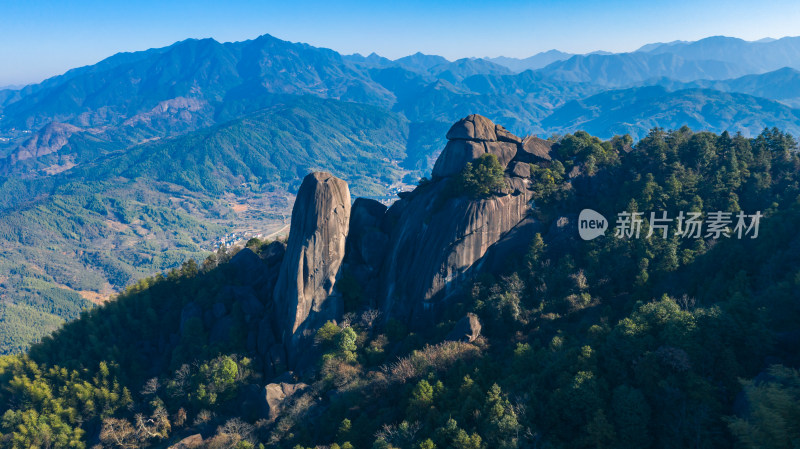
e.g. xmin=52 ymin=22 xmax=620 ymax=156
xmin=5 ymin=33 xmax=800 ymax=174
xmin=5 ymin=32 xmax=800 ymax=354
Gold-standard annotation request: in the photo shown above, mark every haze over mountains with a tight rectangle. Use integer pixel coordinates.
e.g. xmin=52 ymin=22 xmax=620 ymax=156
xmin=2 ymin=33 xmax=800 ymax=352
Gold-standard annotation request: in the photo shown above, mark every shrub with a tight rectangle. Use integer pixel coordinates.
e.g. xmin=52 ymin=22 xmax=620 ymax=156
xmin=454 ymin=154 xmax=506 ymax=199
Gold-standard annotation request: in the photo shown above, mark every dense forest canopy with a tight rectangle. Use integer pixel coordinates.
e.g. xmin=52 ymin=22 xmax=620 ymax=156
xmin=0 ymin=126 xmax=799 ymax=449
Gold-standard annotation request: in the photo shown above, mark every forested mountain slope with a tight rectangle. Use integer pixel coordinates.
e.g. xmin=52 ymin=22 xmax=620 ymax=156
xmin=1 ymin=117 xmax=797 ymax=449
xmin=5 ymin=32 xmax=800 ymax=359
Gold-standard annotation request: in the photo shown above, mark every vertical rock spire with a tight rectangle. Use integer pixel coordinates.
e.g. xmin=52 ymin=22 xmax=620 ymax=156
xmin=273 ymin=172 xmax=351 ymax=365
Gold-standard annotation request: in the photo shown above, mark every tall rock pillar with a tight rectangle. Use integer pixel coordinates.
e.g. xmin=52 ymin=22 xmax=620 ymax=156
xmin=273 ymin=172 xmax=351 ymax=366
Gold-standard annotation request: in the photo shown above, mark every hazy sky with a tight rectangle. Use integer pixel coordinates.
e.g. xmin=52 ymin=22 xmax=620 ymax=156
xmin=2 ymin=0 xmax=800 ymax=87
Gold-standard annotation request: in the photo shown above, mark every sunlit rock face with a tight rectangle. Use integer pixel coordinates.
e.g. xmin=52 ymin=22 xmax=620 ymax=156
xmin=273 ymin=171 xmax=351 ymax=364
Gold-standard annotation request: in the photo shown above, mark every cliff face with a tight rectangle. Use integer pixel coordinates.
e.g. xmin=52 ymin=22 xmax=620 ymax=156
xmin=272 ymin=172 xmax=351 ymax=362
xmin=374 ymin=176 xmax=534 ymax=322
xmin=270 ymin=115 xmax=537 ymax=369
xmin=368 ymin=115 xmax=536 ymax=323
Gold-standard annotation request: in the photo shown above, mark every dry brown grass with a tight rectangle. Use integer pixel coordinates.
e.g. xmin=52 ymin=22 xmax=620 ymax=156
xmin=381 ymin=341 xmax=481 ymax=384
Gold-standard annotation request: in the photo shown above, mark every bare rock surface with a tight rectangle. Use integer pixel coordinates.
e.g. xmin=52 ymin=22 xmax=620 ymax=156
xmin=508 ymin=160 xmax=531 ymax=178
xmin=266 ymin=115 xmax=540 ymax=369
xmin=433 ymin=114 xmax=520 ymax=178
xmin=446 ymin=313 xmax=482 ymax=342
xmin=262 ymin=382 xmax=308 ymax=421
xmin=273 ymin=172 xmax=351 ymax=361
xmin=517 ymin=135 xmax=554 ymax=162
xmin=445 ymin=114 xmax=498 ymax=141
xmin=378 ymin=174 xmax=535 ymax=322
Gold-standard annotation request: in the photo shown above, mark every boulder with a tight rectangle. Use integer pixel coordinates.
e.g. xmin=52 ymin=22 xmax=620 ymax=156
xmin=495 ymin=125 xmax=522 ymax=144
xmin=516 ymin=135 xmax=554 ymax=162
xmin=350 ymin=198 xmax=387 ymax=232
xmin=446 ymin=313 xmax=482 ymax=342
xmin=260 ymin=240 xmax=287 ymax=267
xmin=262 ymin=382 xmax=308 ymax=422
xmin=484 ymin=141 xmax=518 ymax=168
xmin=445 ymin=114 xmax=498 ymax=141
xmin=272 ymin=171 xmax=351 ymax=364
xmin=508 ymin=161 xmax=531 ymax=178
xmin=347 ymin=198 xmax=389 ymax=271
xmin=271 ymin=371 xmax=297 ymax=384
xmin=432 ymin=115 xmax=521 ymax=178
xmin=254 ymin=241 xmax=286 ymax=303
xmin=431 ymin=140 xmax=486 ymax=178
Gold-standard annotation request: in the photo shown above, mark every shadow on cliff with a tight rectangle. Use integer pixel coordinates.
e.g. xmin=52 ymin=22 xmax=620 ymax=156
xmin=267 ymin=114 xmax=552 ymax=373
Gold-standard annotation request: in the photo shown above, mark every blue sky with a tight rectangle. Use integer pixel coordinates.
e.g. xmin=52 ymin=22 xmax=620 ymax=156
xmin=2 ymin=0 xmax=800 ymax=86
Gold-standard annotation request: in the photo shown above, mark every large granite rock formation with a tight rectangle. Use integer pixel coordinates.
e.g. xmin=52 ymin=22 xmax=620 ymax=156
xmin=377 ymin=175 xmax=535 ymax=323
xmin=273 ymin=172 xmax=351 ymax=363
xmin=344 ymin=114 xmax=539 ymax=324
xmin=257 ymin=115 xmax=541 ymax=374
xmin=343 ymin=198 xmax=389 ymax=303
xmin=432 ymin=114 xmax=520 ymax=178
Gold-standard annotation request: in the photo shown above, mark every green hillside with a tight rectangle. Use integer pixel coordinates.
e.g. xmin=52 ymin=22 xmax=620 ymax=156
xmin=0 ymin=96 xmax=441 ymax=354
xmin=0 ymin=126 xmax=797 ymax=448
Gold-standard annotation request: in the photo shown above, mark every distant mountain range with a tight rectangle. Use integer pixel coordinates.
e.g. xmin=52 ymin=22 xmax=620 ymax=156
xmin=645 ymin=67 xmax=800 ymax=108
xmin=542 ymin=85 xmax=800 ymax=139
xmin=485 ymin=50 xmax=575 ymax=72
xmin=638 ymin=35 xmax=800 ymax=73
xmin=537 ymin=52 xmax=747 ymax=86
xmin=3 ymin=32 xmax=800 ymax=352
xmin=489 ymin=35 xmax=800 ymax=77
xmin=4 ymin=34 xmax=800 ymax=155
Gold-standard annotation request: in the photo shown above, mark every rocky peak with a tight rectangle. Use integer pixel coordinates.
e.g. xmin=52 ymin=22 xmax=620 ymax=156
xmin=266 ymin=115 xmax=540 ymax=372
xmin=445 ymin=114 xmax=499 ymax=141
xmin=272 ymin=172 xmax=351 ymax=365
xmin=355 ymin=114 xmax=538 ymax=325
xmin=432 ymin=114 xmax=521 ymax=178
